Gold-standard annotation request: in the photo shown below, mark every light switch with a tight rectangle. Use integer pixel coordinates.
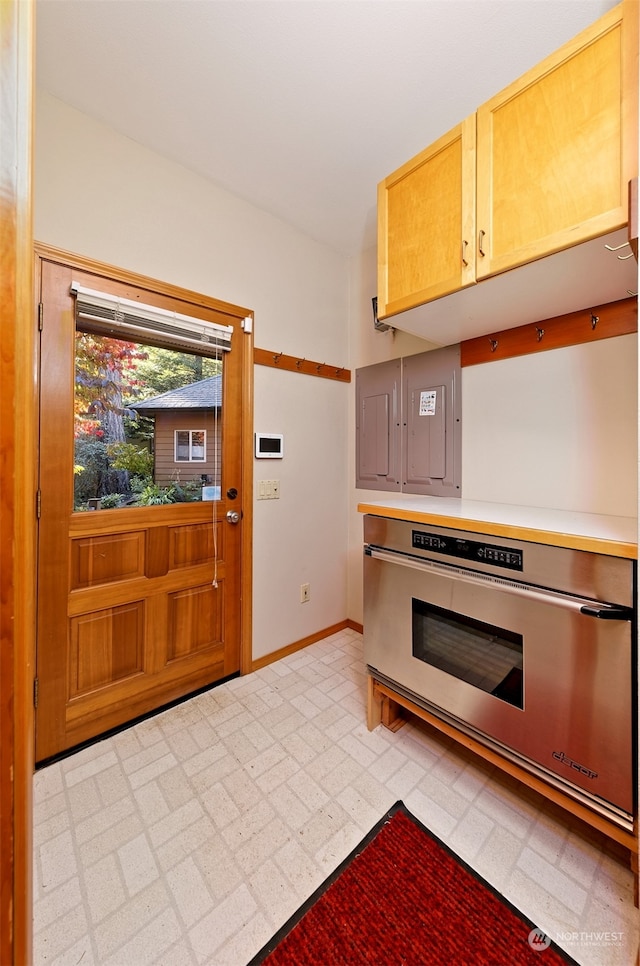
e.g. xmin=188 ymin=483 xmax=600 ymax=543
xmin=257 ymin=480 xmax=280 ymax=499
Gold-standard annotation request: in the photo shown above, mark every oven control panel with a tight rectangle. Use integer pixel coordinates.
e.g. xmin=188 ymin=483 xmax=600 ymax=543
xmin=412 ymin=530 xmax=523 ymax=571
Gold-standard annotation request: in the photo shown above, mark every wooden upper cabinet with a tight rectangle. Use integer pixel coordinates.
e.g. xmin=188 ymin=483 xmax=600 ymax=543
xmin=476 ymin=2 xmax=635 ymax=279
xmin=377 ymin=1 xmax=637 ymax=325
xmin=377 ymin=115 xmax=476 ymax=319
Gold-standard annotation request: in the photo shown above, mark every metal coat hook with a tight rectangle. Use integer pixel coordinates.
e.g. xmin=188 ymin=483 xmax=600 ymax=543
xmin=316 ymin=363 xmax=325 ymax=373
xmin=536 ymin=327 xmax=545 ymax=342
xmin=604 ymin=240 xmax=635 ymax=260
xmin=489 ymin=338 xmax=498 ymax=353
xmin=296 ymin=357 xmax=306 ymax=369
xmin=335 ymin=367 xmax=345 ymax=376
xmin=273 ymin=352 xmax=283 ymax=363
xmin=591 ymin=314 xmax=599 ymax=330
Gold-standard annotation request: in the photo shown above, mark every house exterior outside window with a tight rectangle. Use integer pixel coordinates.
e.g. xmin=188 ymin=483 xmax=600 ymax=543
xmin=133 ymin=375 xmax=222 ymax=486
xmin=175 ymin=429 xmax=206 ymax=462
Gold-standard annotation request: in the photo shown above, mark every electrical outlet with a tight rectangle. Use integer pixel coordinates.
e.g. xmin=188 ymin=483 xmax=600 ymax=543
xmin=300 ymin=582 xmax=310 ymax=603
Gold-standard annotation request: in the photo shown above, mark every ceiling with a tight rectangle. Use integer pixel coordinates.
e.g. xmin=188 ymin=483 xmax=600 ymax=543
xmin=36 ymin=0 xmax=618 ymax=256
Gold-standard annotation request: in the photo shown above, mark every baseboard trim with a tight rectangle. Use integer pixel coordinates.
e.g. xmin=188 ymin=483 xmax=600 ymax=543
xmin=251 ymin=619 xmax=362 ymax=672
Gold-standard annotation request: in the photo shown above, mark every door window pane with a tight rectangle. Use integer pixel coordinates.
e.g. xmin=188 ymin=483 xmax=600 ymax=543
xmin=74 ymin=334 xmax=222 ymax=510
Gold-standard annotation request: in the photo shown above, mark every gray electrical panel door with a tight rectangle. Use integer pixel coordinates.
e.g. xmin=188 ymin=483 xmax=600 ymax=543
xmin=403 ymin=344 xmax=461 ymax=496
xmin=355 ymin=358 xmax=401 ymax=490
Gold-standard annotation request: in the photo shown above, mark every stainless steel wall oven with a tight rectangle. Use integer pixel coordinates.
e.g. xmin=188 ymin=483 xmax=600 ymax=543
xmin=363 ymin=515 xmax=636 ymax=831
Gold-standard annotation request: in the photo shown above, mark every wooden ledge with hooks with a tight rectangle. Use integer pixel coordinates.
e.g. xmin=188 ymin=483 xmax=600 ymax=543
xmin=461 ymin=296 xmax=637 ymax=367
xmin=254 ymin=347 xmax=351 ymax=382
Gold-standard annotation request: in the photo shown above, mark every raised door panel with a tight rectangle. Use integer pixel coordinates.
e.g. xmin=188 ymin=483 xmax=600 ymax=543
xmin=405 ymin=384 xmax=446 ymax=483
xmin=401 ymin=345 xmax=461 ymax=497
xmin=71 ymin=531 xmax=145 ymax=588
xmin=167 ymin=584 xmax=223 ymax=662
xmin=377 ymin=115 xmax=476 ymax=319
xmin=171 ymin=521 xmax=216 ymax=568
xmin=476 ymin=3 xmax=633 ymax=279
xmin=68 ymin=602 xmax=145 ymax=698
xmin=355 ymin=358 xmax=401 ymax=491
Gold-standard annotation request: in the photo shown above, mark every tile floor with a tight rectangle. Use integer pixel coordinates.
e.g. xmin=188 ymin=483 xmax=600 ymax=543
xmin=33 ymin=629 xmax=639 ymax=965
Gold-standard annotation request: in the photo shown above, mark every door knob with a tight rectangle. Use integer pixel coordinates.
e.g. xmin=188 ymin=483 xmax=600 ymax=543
xmin=226 ymin=510 xmax=241 ymax=524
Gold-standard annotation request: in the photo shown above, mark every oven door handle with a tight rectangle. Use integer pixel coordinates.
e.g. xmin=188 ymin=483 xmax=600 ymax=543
xmin=579 ymin=603 xmax=635 ymax=621
xmin=365 ymin=547 xmax=634 ymax=620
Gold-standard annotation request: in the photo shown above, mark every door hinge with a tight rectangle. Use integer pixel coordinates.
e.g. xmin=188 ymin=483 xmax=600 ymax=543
xmin=38 ymin=302 xmax=44 ymax=331
xmin=36 ymin=489 xmax=41 ymax=519
xmin=33 ymin=677 xmax=39 ymax=709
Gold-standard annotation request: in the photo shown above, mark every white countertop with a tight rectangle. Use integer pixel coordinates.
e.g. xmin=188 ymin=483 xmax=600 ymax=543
xmin=357 ymin=495 xmax=638 ymax=558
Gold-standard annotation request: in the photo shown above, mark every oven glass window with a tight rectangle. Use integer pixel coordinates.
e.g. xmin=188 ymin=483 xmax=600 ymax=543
xmin=412 ymin=599 xmax=523 ymax=709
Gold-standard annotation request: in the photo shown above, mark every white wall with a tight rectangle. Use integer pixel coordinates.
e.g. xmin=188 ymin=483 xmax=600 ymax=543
xmin=254 ymin=366 xmax=348 ymax=655
xmin=347 ymin=246 xmax=638 ymax=624
xmin=462 ymin=337 xmax=637 ymax=513
xmin=35 ymin=92 xmax=350 ymax=662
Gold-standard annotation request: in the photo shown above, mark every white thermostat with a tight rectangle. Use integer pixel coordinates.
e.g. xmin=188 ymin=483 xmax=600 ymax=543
xmin=255 ymin=433 xmax=284 ymax=459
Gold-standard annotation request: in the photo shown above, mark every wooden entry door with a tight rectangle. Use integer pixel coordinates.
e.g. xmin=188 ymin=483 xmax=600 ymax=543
xmin=35 ymin=250 xmax=252 ymax=763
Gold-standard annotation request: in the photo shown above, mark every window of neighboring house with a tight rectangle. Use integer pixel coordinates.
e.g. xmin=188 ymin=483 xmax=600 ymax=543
xmin=175 ymin=430 xmax=206 ymax=462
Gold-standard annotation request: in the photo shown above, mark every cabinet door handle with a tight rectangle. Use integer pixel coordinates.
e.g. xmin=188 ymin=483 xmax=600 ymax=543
xmin=478 ymin=230 xmax=486 ymax=257
xmin=462 ymin=239 xmax=469 ymax=267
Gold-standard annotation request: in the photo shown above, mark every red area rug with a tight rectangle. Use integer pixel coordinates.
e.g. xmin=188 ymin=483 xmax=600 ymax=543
xmin=248 ymin=802 xmax=577 ymax=965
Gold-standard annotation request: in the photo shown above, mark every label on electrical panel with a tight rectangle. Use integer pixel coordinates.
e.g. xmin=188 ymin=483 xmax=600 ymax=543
xmin=419 ymin=390 xmax=437 ymax=416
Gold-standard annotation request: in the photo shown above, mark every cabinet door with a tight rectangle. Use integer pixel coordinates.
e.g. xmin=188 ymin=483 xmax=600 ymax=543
xmin=377 ymin=115 xmax=476 ymax=320
xmin=402 ymin=345 xmax=461 ymax=498
xmin=355 ymin=358 xmax=401 ymax=491
xmin=476 ymin=2 xmax=636 ymax=279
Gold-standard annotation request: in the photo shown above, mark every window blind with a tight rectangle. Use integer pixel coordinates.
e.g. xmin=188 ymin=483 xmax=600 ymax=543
xmin=71 ymin=282 xmax=233 ymax=356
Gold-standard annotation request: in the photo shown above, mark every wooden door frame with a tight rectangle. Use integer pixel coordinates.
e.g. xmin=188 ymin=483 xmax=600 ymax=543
xmin=1 ymin=0 xmax=36 ymax=962
xmin=35 ymin=243 xmax=255 ymax=686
